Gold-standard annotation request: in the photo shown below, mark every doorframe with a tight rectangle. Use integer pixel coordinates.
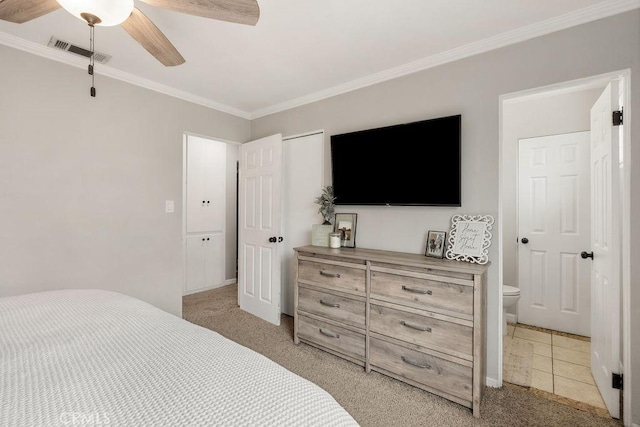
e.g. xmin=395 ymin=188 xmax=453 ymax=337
xmin=497 ymin=70 xmax=632 ymax=423
xmin=181 ymin=132 xmax=242 ymax=296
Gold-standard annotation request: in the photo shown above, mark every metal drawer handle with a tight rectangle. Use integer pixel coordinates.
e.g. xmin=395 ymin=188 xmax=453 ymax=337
xmin=320 ymin=271 xmax=341 ymax=278
xmin=319 ymin=328 xmax=340 ymax=339
xmin=319 ymin=299 xmax=340 ymax=308
xmin=401 ymin=285 xmax=432 ymax=295
xmin=400 ymin=321 xmax=432 ymax=333
xmin=401 ymin=356 xmax=431 ymax=370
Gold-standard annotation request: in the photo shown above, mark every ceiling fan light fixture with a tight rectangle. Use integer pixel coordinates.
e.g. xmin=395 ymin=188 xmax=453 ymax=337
xmin=56 ymin=0 xmax=134 ymax=26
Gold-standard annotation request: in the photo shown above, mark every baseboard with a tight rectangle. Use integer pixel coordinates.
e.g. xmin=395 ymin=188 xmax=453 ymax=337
xmin=506 ymin=313 xmax=517 ymax=324
xmin=183 ymin=280 xmax=236 ymax=296
xmin=485 ymin=377 xmax=500 ymax=388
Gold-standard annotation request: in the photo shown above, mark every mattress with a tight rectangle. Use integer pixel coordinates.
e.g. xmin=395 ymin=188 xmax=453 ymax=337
xmin=0 ymin=290 xmax=358 ymax=426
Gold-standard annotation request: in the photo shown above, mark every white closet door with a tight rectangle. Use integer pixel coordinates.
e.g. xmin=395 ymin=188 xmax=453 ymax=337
xmin=184 ymin=135 xmax=227 ymax=295
xmin=187 ymin=137 xmax=226 ymax=233
xmin=186 ymin=234 xmax=224 ymax=294
xmin=185 ymin=235 xmax=207 ymax=292
xmin=517 ymin=132 xmax=591 ymax=336
xmin=204 ymin=141 xmax=227 ymax=232
xmin=186 ymin=136 xmax=209 ymax=233
xmin=205 ymin=234 xmax=224 ymax=288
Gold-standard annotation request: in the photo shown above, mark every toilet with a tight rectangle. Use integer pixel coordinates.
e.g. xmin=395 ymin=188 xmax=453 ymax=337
xmin=503 ymin=285 xmax=521 ymax=335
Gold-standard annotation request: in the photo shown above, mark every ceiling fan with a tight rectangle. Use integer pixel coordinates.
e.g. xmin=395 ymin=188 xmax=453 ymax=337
xmin=0 ymin=0 xmax=260 ymax=66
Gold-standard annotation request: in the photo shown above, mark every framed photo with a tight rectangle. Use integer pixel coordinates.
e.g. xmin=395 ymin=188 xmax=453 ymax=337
xmin=425 ymin=230 xmax=446 ymax=258
xmin=334 ymin=213 xmax=358 ymax=248
xmin=445 ymin=214 xmax=494 ymax=264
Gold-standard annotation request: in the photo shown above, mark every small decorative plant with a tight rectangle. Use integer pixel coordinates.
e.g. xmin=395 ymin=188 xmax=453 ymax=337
xmin=315 ymin=186 xmax=336 ymax=225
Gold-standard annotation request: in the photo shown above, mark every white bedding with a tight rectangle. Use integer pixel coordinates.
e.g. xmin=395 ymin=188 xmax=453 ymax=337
xmin=0 ymin=290 xmax=358 ymax=426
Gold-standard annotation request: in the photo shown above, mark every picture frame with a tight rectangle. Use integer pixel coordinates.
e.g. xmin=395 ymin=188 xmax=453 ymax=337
xmin=445 ymin=214 xmax=494 ymax=264
xmin=334 ymin=213 xmax=358 ymax=248
xmin=425 ymin=230 xmax=447 ymax=258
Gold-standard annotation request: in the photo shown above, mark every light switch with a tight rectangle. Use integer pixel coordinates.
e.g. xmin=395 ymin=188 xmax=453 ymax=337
xmin=165 ymin=200 xmax=175 ymax=213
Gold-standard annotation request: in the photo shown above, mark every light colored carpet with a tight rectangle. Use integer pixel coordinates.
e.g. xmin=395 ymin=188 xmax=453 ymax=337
xmin=503 ymin=335 xmax=534 ymax=387
xmin=183 ymin=284 xmax=620 ymax=427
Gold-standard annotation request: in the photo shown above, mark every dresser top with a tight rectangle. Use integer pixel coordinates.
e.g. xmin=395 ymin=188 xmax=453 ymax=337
xmin=294 ymin=245 xmax=490 ymax=275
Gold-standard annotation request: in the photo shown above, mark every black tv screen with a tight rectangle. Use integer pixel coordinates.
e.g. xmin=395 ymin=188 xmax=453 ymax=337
xmin=330 ymin=115 xmax=461 ymax=206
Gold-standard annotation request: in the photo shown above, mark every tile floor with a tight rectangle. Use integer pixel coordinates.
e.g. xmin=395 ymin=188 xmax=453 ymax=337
xmin=505 ymin=323 xmax=607 ymax=412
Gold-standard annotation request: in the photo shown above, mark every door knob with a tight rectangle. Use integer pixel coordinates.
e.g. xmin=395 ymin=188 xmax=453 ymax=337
xmin=268 ymin=237 xmax=277 ymax=243
xmin=278 ymin=237 xmax=284 ymax=242
xmin=581 ymin=251 xmax=594 ymax=259
xmin=521 ymin=237 xmax=529 ymax=244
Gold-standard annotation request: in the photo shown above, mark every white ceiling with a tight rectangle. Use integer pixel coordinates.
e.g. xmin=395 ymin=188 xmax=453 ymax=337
xmin=0 ymin=0 xmax=638 ymax=118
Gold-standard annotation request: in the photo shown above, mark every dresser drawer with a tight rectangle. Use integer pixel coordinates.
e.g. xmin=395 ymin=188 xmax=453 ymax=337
xmin=370 ymin=304 xmax=472 ymax=359
xmin=370 ymin=337 xmax=472 ymax=402
xmin=298 ymin=259 xmax=366 ymax=294
xmin=298 ymin=315 xmax=365 ymax=360
xmin=298 ymin=287 xmax=365 ymax=328
xmin=370 ymin=271 xmax=473 ymax=317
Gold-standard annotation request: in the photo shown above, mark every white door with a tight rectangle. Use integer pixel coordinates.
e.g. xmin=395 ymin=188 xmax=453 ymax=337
xmin=281 ymin=132 xmax=324 ymax=315
xmin=517 ymin=132 xmax=591 ymax=336
xmin=184 ymin=135 xmax=226 ymax=295
xmin=185 ymin=234 xmax=224 ymax=294
xmin=589 ymin=82 xmax=620 ymax=418
xmin=186 ymin=236 xmax=206 ymax=292
xmin=238 ymin=134 xmax=283 ymax=325
xmin=186 ymin=136 xmax=226 ymax=233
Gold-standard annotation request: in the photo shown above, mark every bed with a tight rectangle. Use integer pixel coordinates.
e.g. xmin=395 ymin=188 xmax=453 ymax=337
xmin=0 ymin=289 xmax=358 ymax=426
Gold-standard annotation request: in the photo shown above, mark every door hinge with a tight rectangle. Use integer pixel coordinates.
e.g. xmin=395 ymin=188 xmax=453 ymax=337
xmin=613 ymin=109 xmax=623 ymax=126
xmin=612 ymin=373 xmax=623 ymax=390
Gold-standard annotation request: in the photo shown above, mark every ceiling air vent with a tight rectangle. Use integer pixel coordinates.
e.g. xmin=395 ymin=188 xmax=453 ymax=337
xmin=47 ymin=36 xmax=112 ymax=64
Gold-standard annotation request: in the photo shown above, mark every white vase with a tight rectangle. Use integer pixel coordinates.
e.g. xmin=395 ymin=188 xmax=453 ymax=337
xmin=311 ymin=224 xmax=332 ymax=247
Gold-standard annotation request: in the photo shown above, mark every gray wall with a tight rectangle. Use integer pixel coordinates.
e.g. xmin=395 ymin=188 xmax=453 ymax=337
xmin=251 ymin=11 xmax=640 ymax=420
xmin=502 ymin=88 xmax=603 ymax=316
xmin=0 ymin=44 xmax=251 ymax=317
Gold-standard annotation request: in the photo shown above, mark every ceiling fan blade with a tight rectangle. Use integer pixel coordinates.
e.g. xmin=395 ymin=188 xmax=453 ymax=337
xmin=0 ymin=0 xmax=60 ymax=23
xmin=138 ymin=0 xmax=259 ymax=26
xmin=121 ymin=7 xmax=185 ymax=67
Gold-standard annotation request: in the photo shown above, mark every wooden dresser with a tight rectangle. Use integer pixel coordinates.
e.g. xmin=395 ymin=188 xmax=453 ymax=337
xmin=293 ymin=245 xmax=488 ymax=417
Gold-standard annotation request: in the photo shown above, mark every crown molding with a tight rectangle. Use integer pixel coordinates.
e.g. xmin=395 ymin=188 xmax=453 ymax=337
xmin=1 ymin=0 xmax=638 ymax=121
xmin=249 ymin=0 xmax=640 ymax=119
xmin=0 ymin=32 xmax=252 ymax=120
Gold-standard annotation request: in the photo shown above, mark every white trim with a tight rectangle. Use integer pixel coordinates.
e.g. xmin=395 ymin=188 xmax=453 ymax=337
xmin=183 ymin=131 xmax=243 ymax=146
xmin=183 ymin=280 xmax=234 ymax=296
xmin=250 ymin=0 xmax=640 ymax=119
xmin=283 ymin=130 xmax=325 ymax=141
xmin=502 ymin=71 xmax=623 ymax=103
xmin=2 ymin=1 xmax=638 ymax=120
xmin=485 ymin=377 xmax=500 ymax=388
xmin=182 ymin=134 xmax=188 ymax=300
xmin=0 ymin=32 xmax=251 ymax=120
xmin=497 ymin=91 xmax=505 ymax=387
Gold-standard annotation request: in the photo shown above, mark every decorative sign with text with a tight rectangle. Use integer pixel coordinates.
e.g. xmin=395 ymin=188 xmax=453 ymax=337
xmin=445 ymin=215 xmax=494 ymax=264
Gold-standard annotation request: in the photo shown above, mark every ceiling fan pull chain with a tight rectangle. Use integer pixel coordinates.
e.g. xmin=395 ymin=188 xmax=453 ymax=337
xmin=89 ymin=24 xmax=96 ymax=97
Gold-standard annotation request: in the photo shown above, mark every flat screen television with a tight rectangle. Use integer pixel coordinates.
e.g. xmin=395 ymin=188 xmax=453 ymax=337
xmin=330 ymin=114 xmax=461 ymax=206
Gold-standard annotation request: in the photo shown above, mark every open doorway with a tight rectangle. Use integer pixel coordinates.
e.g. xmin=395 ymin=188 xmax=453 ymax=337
xmin=498 ymin=71 xmax=631 ymax=422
